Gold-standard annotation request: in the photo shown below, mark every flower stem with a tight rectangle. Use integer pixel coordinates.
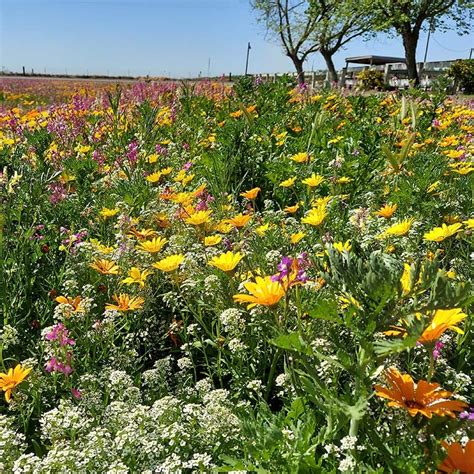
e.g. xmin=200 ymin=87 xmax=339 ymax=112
xmin=264 ymin=348 xmax=281 ymax=402
xmin=427 ymin=348 xmax=435 ymax=382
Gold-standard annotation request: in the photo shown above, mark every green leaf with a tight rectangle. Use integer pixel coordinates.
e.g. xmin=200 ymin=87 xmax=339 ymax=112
xmin=374 ymin=335 xmax=418 ymax=357
xmin=307 ymin=298 xmax=339 ymax=322
xmin=342 ymin=397 xmax=367 ymax=421
xmin=285 ymin=397 xmax=306 ymax=422
xmin=271 ymin=332 xmax=312 ymax=355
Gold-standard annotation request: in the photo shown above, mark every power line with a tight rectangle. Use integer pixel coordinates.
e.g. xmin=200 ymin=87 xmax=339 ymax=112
xmin=431 ymin=37 xmax=472 ymax=53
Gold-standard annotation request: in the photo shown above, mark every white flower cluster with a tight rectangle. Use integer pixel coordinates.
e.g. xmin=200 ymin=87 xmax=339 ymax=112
xmin=275 ymin=373 xmax=292 ymax=397
xmin=323 ymin=435 xmax=366 ymax=472
xmin=203 ymin=274 xmax=221 ymax=298
xmin=0 ymin=324 xmax=19 ymax=349
xmin=219 ymin=308 xmax=246 ymax=335
xmin=142 ymin=357 xmax=173 ymax=398
xmin=7 ymin=372 xmax=242 ymax=473
xmin=0 ymin=415 xmax=27 ymax=473
xmin=228 ymin=338 xmax=247 ymax=354
xmin=265 ymin=249 xmax=282 ymax=265
xmin=177 ymin=356 xmax=193 ymax=371
xmin=338 ymin=455 xmax=356 ymax=472
xmin=246 ymin=379 xmax=264 ymax=393
xmin=40 ymin=400 xmax=91 ymax=443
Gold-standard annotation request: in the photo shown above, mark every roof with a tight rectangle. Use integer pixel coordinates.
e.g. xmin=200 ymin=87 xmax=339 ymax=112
xmin=345 ymin=55 xmax=407 ymax=65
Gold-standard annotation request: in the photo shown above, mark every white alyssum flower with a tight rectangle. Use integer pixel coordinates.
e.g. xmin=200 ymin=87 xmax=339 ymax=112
xmin=219 ymin=308 xmax=245 ymax=335
xmin=340 ymin=435 xmax=358 ymax=452
xmin=338 ymin=456 xmax=356 ymax=472
xmin=228 ymin=338 xmax=247 ymax=353
xmin=246 ymin=379 xmax=264 ymax=393
xmin=177 ymin=356 xmax=193 ymax=371
xmin=0 ymin=415 xmax=28 ymax=472
xmin=0 ymin=324 xmax=19 ymax=349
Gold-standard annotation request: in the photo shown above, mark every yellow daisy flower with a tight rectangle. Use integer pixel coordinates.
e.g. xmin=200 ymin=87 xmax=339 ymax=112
xmin=208 ymin=251 xmax=244 ymax=273
xmin=424 ymin=223 xmax=462 ymax=242
xmin=152 ymin=254 xmax=185 ymax=272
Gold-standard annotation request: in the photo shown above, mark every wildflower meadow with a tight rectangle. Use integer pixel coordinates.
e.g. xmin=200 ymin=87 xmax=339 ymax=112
xmin=0 ymin=76 xmax=473 ymax=473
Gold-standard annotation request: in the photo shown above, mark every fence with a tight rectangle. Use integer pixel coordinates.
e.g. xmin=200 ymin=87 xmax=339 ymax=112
xmin=250 ymin=59 xmax=459 ymax=89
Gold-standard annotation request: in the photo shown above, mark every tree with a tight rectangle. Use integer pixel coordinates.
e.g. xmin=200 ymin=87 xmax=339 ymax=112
xmin=251 ymin=0 xmax=328 ymax=83
xmin=369 ymin=0 xmax=473 ymax=85
xmin=252 ymin=0 xmax=375 ymax=85
xmin=312 ymin=1 xmax=375 ymax=83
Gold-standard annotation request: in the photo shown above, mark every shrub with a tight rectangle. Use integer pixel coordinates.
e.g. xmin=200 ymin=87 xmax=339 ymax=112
xmin=356 ymin=68 xmax=385 ymax=91
xmin=448 ymin=59 xmax=474 ymax=94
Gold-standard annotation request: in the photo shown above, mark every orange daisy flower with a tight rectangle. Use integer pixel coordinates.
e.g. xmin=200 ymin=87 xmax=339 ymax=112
xmin=438 ymin=440 xmax=474 ymax=473
xmin=227 ymin=213 xmax=252 ymax=229
xmin=240 ymin=187 xmax=261 ymax=200
xmin=105 ymin=293 xmax=145 ymax=312
xmin=418 ymin=308 xmax=467 ymax=344
xmin=0 ymin=364 xmax=32 ymax=402
xmin=55 ymin=295 xmax=84 ymax=313
xmin=376 ymin=203 xmax=397 ymax=219
xmin=89 ymin=259 xmax=120 ymax=275
xmin=128 ymin=227 xmax=158 ymax=240
xmin=374 ymin=367 xmax=467 ymax=418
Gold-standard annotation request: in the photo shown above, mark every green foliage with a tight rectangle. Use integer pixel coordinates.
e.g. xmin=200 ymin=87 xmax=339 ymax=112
xmin=356 ymin=69 xmax=385 ymax=91
xmin=448 ymin=59 xmax=474 ymax=94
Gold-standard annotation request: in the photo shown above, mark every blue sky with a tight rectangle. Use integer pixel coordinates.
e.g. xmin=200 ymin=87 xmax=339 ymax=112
xmin=1 ymin=0 xmax=472 ymax=77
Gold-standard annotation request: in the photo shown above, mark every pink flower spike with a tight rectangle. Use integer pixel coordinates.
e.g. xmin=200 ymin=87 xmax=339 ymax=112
xmin=71 ymin=388 xmax=82 ymax=399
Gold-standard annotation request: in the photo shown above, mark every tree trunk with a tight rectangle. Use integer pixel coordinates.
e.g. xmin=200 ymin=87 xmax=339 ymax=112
xmin=290 ymin=55 xmax=305 ymax=84
xmin=320 ymin=49 xmax=338 ymax=85
xmin=402 ymin=29 xmax=420 ymax=86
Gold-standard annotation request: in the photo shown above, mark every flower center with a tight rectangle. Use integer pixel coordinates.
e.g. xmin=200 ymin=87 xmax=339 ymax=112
xmin=404 ymin=400 xmax=424 ymax=409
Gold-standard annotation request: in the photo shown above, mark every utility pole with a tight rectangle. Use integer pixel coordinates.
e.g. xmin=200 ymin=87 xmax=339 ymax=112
xmin=469 ymin=48 xmax=473 ymax=60
xmin=244 ymin=42 xmax=251 ymax=76
xmin=422 ymin=22 xmax=434 ymax=72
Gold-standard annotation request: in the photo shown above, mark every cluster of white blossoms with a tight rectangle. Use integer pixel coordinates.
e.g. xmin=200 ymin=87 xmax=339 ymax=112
xmin=6 ymin=369 xmax=243 ymax=473
xmin=0 ymin=415 xmax=27 ymax=473
xmin=219 ymin=308 xmax=246 ymax=335
xmin=0 ymin=324 xmax=19 ymax=349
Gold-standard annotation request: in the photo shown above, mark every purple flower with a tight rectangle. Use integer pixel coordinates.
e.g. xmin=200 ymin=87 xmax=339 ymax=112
xmin=460 ymin=408 xmax=474 ymax=421
xmin=71 ymin=387 xmax=82 ymax=399
xmin=127 ymin=141 xmax=138 ymax=164
xmin=48 ymin=182 xmax=68 ymax=205
xmin=45 ymin=323 xmax=75 ymax=346
xmin=432 ymin=341 xmax=444 ymax=360
xmin=224 ymin=238 xmax=233 ymax=251
xmin=155 ymin=144 xmax=168 ymax=156
xmin=195 ymin=191 xmax=214 ymax=211
xmin=272 ymin=256 xmax=293 ymax=283
xmin=45 ymin=352 xmax=73 ymax=375
xmin=92 ymin=149 xmax=105 ymax=167
xmin=272 ymin=254 xmax=310 ymax=285
xmin=298 ymin=82 xmax=308 ymax=92
xmin=45 ymin=357 xmax=58 ymax=373
xmin=183 ymin=161 xmax=193 ymax=171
